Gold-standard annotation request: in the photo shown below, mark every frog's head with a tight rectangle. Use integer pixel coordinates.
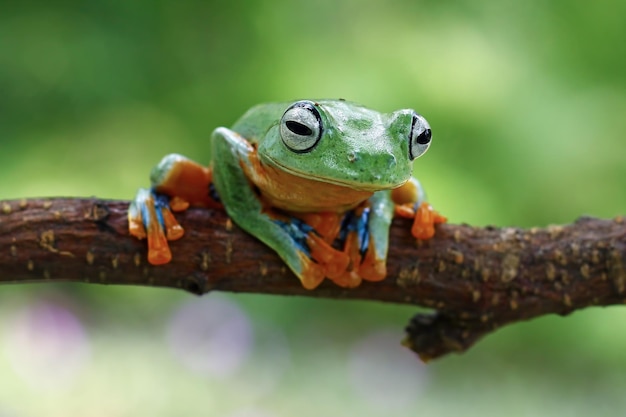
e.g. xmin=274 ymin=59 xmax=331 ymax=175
xmin=258 ymin=99 xmax=432 ymax=191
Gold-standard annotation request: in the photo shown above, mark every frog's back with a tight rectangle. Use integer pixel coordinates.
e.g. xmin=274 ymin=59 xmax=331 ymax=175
xmin=230 ymin=102 xmax=292 ymax=145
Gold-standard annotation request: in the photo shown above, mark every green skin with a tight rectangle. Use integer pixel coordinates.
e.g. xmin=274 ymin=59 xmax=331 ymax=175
xmin=132 ymin=99 xmax=432 ymax=289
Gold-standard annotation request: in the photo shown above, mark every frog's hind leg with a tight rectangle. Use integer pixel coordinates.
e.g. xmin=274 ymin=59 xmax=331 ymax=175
xmin=211 ymin=127 xmax=327 ymax=289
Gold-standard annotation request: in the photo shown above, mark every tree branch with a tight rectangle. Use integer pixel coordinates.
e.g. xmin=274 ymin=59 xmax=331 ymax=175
xmin=0 ymin=197 xmax=624 ymax=360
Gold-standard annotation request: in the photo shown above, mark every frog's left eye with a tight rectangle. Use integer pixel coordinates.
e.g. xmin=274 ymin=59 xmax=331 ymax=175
xmin=280 ymin=101 xmax=322 ymax=153
xmin=409 ymin=113 xmax=432 ymax=160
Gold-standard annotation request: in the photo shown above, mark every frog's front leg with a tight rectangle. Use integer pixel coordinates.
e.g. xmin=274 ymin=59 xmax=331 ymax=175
xmin=392 ymin=177 xmax=447 ymax=239
xmin=211 ymin=127 xmax=327 ymax=290
xmin=354 ymin=180 xmax=446 ymax=283
xmin=343 ymin=192 xmax=396 ymax=283
xmin=128 ymin=154 xmax=216 ymax=265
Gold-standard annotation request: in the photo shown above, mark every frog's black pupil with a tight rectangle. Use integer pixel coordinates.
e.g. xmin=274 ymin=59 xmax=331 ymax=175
xmin=286 ymin=120 xmax=313 ymax=136
xmin=416 ymin=128 xmax=431 ymax=145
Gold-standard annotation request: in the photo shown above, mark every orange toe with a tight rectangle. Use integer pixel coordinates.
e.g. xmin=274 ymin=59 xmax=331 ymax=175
xmin=395 ymin=204 xmax=416 ymax=218
xmin=360 ymin=243 xmax=387 ymax=282
xmin=434 ymin=211 xmax=448 ymax=225
xmin=162 ymin=208 xmax=185 ymax=240
xmin=325 ymin=231 xmax=365 ymax=287
xmin=307 ymin=234 xmax=350 ymax=277
xmin=169 ymin=196 xmax=190 ymax=212
xmin=148 ymin=247 xmax=172 ymax=265
xmin=412 ymin=202 xmax=446 ymax=240
xmin=298 ymin=252 xmax=326 ymax=290
xmin=330 ymin=270 xmax=362 ymax=288
xmin=128 ymin=217 xmax=147 ymax=240
xmin=147 ymin=231 xmax=172 ymax=265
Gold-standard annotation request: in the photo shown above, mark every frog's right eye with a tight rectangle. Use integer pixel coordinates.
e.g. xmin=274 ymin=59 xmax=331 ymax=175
xmin=408 ymin=113 xmax=432 ymax=160
xmin=280 ymin=101 xmax=322 ymax=153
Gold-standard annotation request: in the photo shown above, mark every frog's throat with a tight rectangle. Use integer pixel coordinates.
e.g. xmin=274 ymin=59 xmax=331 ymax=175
xmin=264 ymin=157 xmax=407 ymax=192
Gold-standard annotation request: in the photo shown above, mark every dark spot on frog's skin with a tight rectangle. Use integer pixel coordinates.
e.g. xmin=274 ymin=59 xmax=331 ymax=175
xmin=339 ymin=98 xmax=346 ymax=101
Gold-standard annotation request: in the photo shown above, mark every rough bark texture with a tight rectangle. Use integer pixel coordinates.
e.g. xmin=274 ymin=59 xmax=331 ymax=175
xmin=0 ymin=197 xmax=624 ymax=360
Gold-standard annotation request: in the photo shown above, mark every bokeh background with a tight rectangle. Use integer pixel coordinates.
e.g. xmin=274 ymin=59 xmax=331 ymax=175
xmin=1 ymin=1 xmax=625 ymax=416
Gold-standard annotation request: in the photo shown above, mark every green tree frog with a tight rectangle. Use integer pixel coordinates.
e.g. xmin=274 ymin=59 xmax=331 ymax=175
xmin=128 ymin=100 xmax=445 ymax=289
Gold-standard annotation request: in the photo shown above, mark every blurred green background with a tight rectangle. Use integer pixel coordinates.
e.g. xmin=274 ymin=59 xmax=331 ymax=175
xmin=0 ymin=1 xmax=625 ymax=416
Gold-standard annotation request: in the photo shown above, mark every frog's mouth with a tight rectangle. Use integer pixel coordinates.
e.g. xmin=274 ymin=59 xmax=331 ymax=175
xmin=266 ymin=156 xmax=407 ymax=192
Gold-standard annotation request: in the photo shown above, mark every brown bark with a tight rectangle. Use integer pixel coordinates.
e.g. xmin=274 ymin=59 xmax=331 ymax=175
xmin=0 ymin=197 xmax=624 ymax=360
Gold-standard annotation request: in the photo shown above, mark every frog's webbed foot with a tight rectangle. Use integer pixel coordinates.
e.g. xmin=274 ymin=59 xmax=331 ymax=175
xmin=301 ymin=211 xmax=361 ymax=287
xmin=304 ymin=234 xmax=356 ymax=288
xmin=282 ymin=207 xmax=388 ymax=288
xmin=336 ymin=207 xmax=388 ymax=284
xmin=309 ymin=232 xmax=361 ymax=288
xmin=274 ymin=215 xmax=359 ymax=288
xmin=396 ymin=201 xmax=447 ymax=240
xmin=129 ymin=154 xmax=217 ymax=265
xmin=128 ymin=188 xmax=186 ymax=265
xmin=392 ymin=177 xmax=446 ymax=240
xmin=413 ymin=202 xmax=447 ymax=239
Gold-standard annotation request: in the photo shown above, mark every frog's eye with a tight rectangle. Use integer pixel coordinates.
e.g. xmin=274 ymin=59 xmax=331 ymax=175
xmin=409 ymin=113 xmax=432 ymax=160
xmin=280 ymin=101 xmax=322 ymax=153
